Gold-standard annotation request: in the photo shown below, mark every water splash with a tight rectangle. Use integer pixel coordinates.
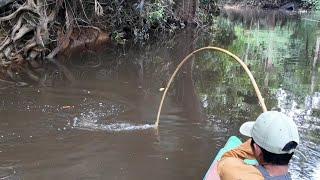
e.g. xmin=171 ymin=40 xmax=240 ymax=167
xmin=0 ymin=166 xmax=15 ymax=180
xmin=72 ymin=111 xmax=155 ymax=132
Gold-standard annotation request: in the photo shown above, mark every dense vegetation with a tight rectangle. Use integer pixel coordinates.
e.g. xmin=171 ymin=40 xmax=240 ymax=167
xmin=0 ymin=0 xmax=219 ymax=80
xmin=0 ymin=0 xmax=318 ymax=82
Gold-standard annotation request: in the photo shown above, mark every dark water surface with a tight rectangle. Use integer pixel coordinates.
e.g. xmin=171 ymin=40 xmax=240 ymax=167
xmin=0 ymin=9 xmax=320 ymax=180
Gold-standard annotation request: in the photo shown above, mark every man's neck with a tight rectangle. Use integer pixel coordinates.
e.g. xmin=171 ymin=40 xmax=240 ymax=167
xmin=263 ymin=164 xmax=289 ymax=176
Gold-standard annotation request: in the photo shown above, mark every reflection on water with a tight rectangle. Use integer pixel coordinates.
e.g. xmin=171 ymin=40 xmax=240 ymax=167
xmin=221 ymin=6 xmax=301 ymax=29
xmin=0 ymin=8 xmax=320 ymax=180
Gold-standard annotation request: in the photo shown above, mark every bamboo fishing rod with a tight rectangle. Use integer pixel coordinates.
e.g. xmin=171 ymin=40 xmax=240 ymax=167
xmin=155 ymin=46 xmax=267 ymax=128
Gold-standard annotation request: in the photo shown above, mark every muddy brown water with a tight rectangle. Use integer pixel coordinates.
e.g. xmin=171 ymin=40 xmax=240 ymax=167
xmin=0 ymin=9 xmax=320 ymax=179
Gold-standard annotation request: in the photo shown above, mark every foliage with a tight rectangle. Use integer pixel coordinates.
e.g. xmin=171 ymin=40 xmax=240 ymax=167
xmin=198 ymin=0 xmax=220 ymax=24
xmin=147 ymin=3 xmax=166 ymax=24
xmin=111 ymin=32 xmax=126 ymax=44
xmin=302 ymin=0 xmax=320 ymax=10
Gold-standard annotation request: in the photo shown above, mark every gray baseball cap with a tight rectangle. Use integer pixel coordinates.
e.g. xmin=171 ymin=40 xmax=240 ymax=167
xmin=239 ymin=111 xmax=299 ymax=154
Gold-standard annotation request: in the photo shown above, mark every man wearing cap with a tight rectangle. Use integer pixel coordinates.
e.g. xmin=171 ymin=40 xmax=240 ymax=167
xmin=217 ymin=111 xmax=300 ymax=180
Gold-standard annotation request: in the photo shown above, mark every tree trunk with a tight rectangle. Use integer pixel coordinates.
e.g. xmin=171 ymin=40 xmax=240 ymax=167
xmin=175 ymin=0 xmax=199 ymax=23
xmin=171 ymin=29 xmax=203 ymax=121
xmin=310 ymin=37 xmax=320 ymax=93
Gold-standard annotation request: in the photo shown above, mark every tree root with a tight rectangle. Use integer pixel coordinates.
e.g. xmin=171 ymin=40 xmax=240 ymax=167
xmin=11 ymin=16 xmax=23 ymax=38
xmin=46 ymin=28 xmax=73 ymax=59
xmin=0 ymin=1 xmax=51 ymax=81
xmin=3 ymin=45 xmax=12 ymax=58
xmin=0 ymin=0 xmax=110 ymax=82
xmin=13 ymin=24 xmax=34 ymax=42
xmin=0 ymin=37 xmax=11 ymax=52
xmin=0 ymin=6 xmax=37 ymax=22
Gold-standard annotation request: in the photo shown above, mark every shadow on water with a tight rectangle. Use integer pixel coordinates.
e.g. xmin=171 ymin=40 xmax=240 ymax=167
xmin=0 ymin=8 xmax=320 ymax=180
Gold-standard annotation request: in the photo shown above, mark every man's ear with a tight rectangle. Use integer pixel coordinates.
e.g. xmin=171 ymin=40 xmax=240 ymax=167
xmin=254 ymin=143 xmax=262 ymax=156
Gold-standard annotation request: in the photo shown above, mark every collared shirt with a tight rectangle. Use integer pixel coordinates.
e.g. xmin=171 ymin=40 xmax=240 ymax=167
xmin=217 ymin=139 xmax=264 ymax=180
xmin=217 ymin=139 xmax=291 ymax=180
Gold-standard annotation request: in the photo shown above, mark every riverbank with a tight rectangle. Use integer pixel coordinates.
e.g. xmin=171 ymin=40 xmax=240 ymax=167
xmin=0 ymin=0 xmax=219 ymax=81
xmin=0 ymin=0 xmax=318 ymax=82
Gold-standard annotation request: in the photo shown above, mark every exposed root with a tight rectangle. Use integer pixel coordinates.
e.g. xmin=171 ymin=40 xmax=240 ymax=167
xmin=11 ymin=16 xmax=23 ymax=38
xmin=0 ymin=0 xmax=198 ymax=82
xmin=94 ymin=0 xmax=104 ymax=16
xmin=0 ymin=1 xmax=58 ymax=81
xmin=12 ymin=24 xmax=34 ymax=42
xmin=3 ymin=45 xmax=12 ymax=58
xmin=46 ymin=27 xmax=73 ymax=59
xmin=0 ymin=37 xmax=11 ymax=52
xmin=0 ymin=6 xmax=37 ymax=22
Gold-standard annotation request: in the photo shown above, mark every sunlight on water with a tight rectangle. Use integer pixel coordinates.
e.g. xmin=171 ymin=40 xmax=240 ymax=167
xmin=314 ymin=164 xmax=320 ymax=180
xmin=276 ymin=88 xmax=320 ymax=180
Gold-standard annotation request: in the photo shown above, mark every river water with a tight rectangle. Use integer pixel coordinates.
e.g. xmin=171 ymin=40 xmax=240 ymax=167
xmin=0 ymin=8 xmax=319 ymax=180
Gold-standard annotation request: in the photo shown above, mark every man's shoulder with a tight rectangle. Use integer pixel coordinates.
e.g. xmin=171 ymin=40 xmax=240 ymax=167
xmin=218 ymin=157 xmax=264 ymax=180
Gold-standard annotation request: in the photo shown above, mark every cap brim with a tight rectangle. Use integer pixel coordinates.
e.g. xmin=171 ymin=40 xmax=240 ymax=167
xmin=239 ymin=121 xmax=255 ymax=137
